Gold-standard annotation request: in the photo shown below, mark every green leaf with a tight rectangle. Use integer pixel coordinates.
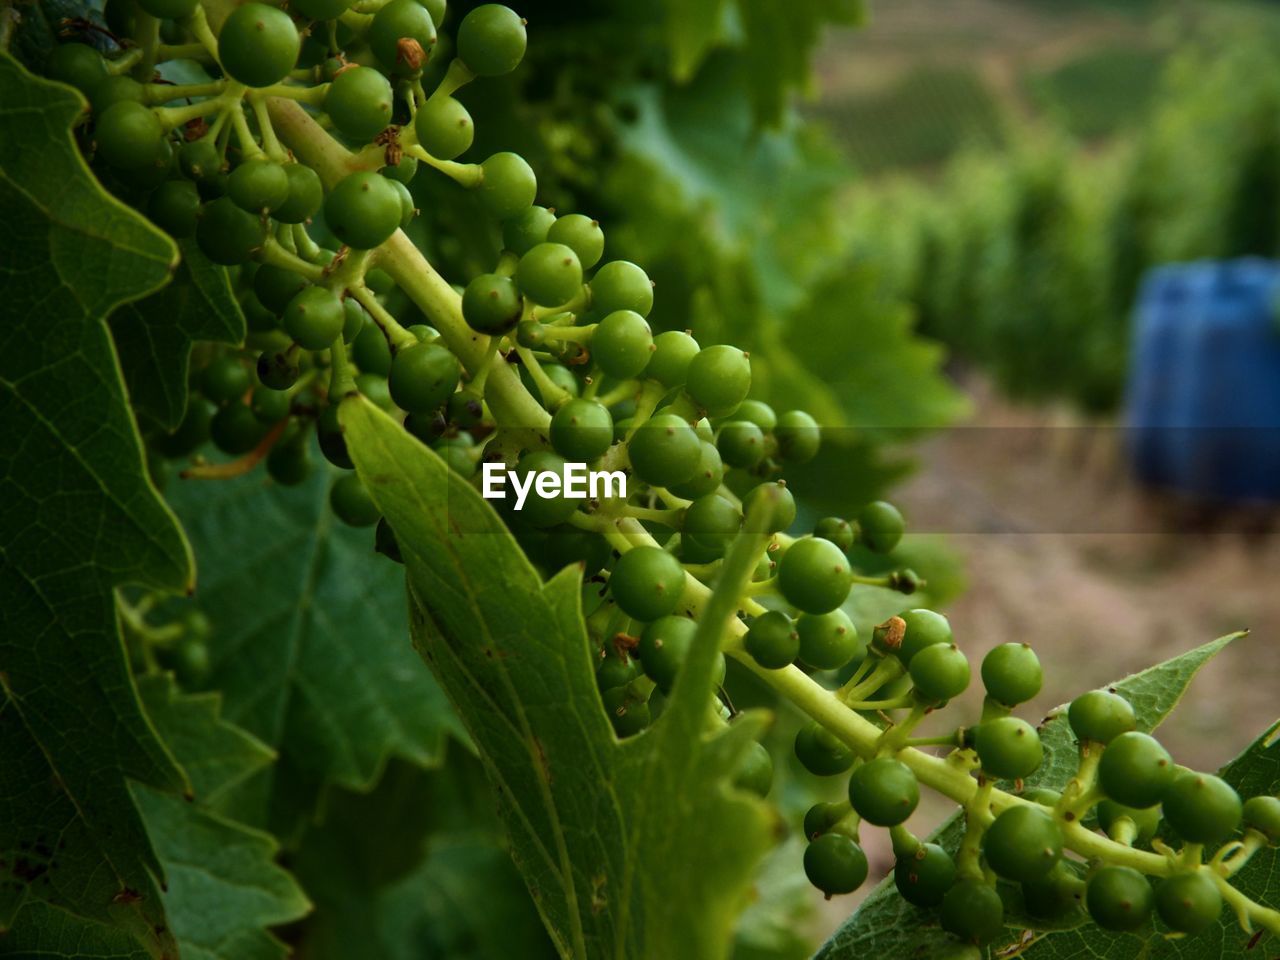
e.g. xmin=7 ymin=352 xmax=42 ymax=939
xmin=342 ymin=396 xmax=776 ymax=960
xmin=293 ymin=755 xmax=557 ymax=960
xmin=161 ymin=450 xmax=461 ymax=838
xmin=816 ymin=632 xmax=1245 ymax=959
xmin=0 ymin=50 xmax=191 ymax=954
xmin=110 ymin=241 xmax=246 ymax=431
xmin=664 ymin=0 xmax=728 ymax=83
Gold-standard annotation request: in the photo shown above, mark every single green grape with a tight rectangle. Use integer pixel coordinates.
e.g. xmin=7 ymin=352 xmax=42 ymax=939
xmin=275 ymin=163 xmax=324 ymax=224
xmin=1161 ymin=771 xmax=1242 ymax=845
xmin=1243 ymin=795 xmax=1280 ymax=843
xmin=775 ymin=409 xmax=821 ymax=463
xmin=547 ymin=213 xmax=605 ymax=269
xmin=462 ymin=273 xmax=523 ymax=333
xmin=201 ymin=355 xmax=251 ymax=406
xmin=627 ymin=413 xmax=700 ymax=489
xmin=595 ymin=651 xmax=638 ymax=692
xmin=794 ymin=722 xmax=857 ymax=776
xmin=517 ymin=242 xmax=583 ymax=306
xmin=456 ymin=3 xmax=527 ymax=76
xmin=476 ymin=152 xmax=537 ymax=221
xmin=266 ymin=431 xmax=311 ymax=486
xmin=590 ymin=260 xmax=652 ymax=317
xmin=368 ymin=0 xmax=436 ymax=74
xmin=601 ymin=685 xmax=651 ymax=737
xmin=1098 ymin=732 xmax=1175 ymax=809
xmin=353 ymin=321 xmax=393 ymax=376
xmin=973 ymin=717 xmax=1043 ymax=781
xmin=210 ymin=402 xmax=267 ymax=454
xmin=593 ymin=309 xmax=654 ymax=379
xmin=732 ymin=741 xmax=774 ymax=798
xmin=803 ymin=801 xmax=847 ymax=840
xmin=804 ymin=834 xmax=868 ymax=897
xmin=744 ymin=610 xmax=799 ymax=670
xmin=179 ymin=138 xmax=221 ymax=182
xmin=197 ymin=197 xmax=267 ymax=265
xmin=414 ymin=94 xmax=474 ymax=160
xmin=256 ymin=351 xmax=299 ymax=391
xmin=218 ymin=3 xmax=300 ymax=88
xmin=940 ymin=879 xmax=1004 ymax=945
xmin=95 ymin=101 xmax=166 ymax=172
xmin=283 ymin=286 xmax=346 ymax=350
xmin=813 ymin=517 xmax=855 ymax=552
xmin=667 ymin=440 xmax=723 ymax=500
xmin=1068 ymin=689 xmax=1136 ymax=745
xmin=981 ymin=642 xmax=1042 ymax=707
xmin=317 ymin=405 xmax=353 ymax=469
xmin=777 ymin=537 xmax=851 ymax=615
xmin=645 ymin=330 xmax=700 ymax=388
xmin=550 ymin=398 xmax=613 ymax=462
xmin=325 ymin=171 xmax=403 ymax=249
xmin=610 ymin=546 xmax=686 ymax=622
xmin=894 ymin=842 xmax=956 ymax=907
xmin=847 ymin=757 xmax=918 ymax=826
xmin=502 ymin=205 xmax=556 ymax=255
xmin=1086 ymin=865 xmax=1153 ymax=931
xmin=716 ymin=420 xmax=766 ymax=469
xmin=254 ymin=264 xmax=309 ymax=315
xmin=796 ymin=609 xmax=861 ymax=671
xmin=1022 ymin=861 xmax=1085 ymax=921
xmin=682 ymin=494 xmax=742 ymax=558
xmin=893 ymin=608 xmax=953 ymax=665
xmin=512 ymin=451 xmax=576 ymax=527
xmin=909 ymin=642 xmax=970 ymax=703
xmin=228 ymin=158 xmax=289 ymax=214
xmin=983 ymin=805 xmax=1062 ymax=882
xmin=251 ymin=384 xmax=291 ymax=423
xmin=1155 ymin=872 xmax=1222 ymax=934
xmin=741 ymin=481 xmax=796 ymax=534
xmin=147 ymin=180 xmax=200 ymax=238
xmin=46 ymin=42 xmax=108 ymax=93
xmin=325 ymin=66 xmax=394 ymax=143
xmin=857 ymin=500 xmax=904 ymax=552
xmin=685 ymin=345 xmax=750 ymax=418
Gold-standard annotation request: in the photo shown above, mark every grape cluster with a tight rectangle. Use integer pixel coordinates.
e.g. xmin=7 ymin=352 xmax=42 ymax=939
xmin=43 ymin=1 xmax=1280 ymax=952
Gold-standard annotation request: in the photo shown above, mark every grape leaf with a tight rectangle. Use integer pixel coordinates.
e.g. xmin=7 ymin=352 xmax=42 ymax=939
xmin=342 ymin=396 xmax=776 ymax=960
xmin=162 ymin=451 xmax=462 ymax=839
xmin=664 ymin=0 xmax=728 ymax=83
xmin=110 ymin=242 xmax=246 ymax=431
xmin=131 ymin=674 xmax=309 ymax=960
xmin=816 ymin=632 xmax=1246 ymax=959
xmin=0 ymin=50 xmax=191 ymax=955
xmin=292 ymin=755 xmax=557 ymax=960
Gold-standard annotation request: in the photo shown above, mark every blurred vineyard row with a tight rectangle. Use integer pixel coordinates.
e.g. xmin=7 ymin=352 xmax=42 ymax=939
xmin=828 ymin=1 xmax=1280 ymax=414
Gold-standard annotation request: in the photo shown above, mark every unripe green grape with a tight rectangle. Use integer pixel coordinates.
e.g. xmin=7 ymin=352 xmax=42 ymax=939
xmin=476 ymin=152 xmax=536 ymax=220
xmin=254 ymin=264 xmax=309 ymax=315
xmin=601 ymin=685 xmax=650 ymax=737
xmin=909 ymin=642 xmax=970 ymax=703
xmin=383 ymin=155 xmax=418 ymax=184
xmin=512 ymin=451 xmax=576 ymax=527
xmin=218 ymin=3 xmax=300 ymax=88
xmin=611 ymin=546 xmax=686 ymax=623
xmin=389 ymin=178 xmax=415 ymax=227
xmin=741 ymin=481 xmax=796 ymax=534
xmin=457 ymin=3 xmax=527 ymax=76
xmin=857 ymin=500 xmax=904 ymax=552
xmin=668 ymin=440 xmax=723 ymax=500
xmin=369 ymin=0 xmax=437 ymax=74
xmin=1243 ymin=795 xmax=1280 ymax=843
xmin=796 ymin=609 xmax=861 ymax=671
xmin=595 ymin=651 xmax=638 ymax=692
xmin=893 ymin=608 xmax=952 ymax=665
xmin=732 ymin=399 xmax=777 ymax=431
xmin=546 ymin=213 xmax=605 ymax=268
xmin=102 ymin=0 xmax=137 ymax=41
xmin=137 ymin=0 xmax=197 ymax=19
xmin=794 ymin=722 xmax=857 ymax=776
xmin=329 ymin=472 xmax=379 ymax=526
xmin=637 ymin=615 xmax=693 ymax=693
xmin=210 ymin=402 xmax=267 ymax=454
xmin=517 ymin=242 xmax=583 ymax=306
xmin=342 ymin=297 xmax=368 ymax=343
xmin=973 ymin=717 xmax=1043 ymax=781
xmin=744 ymin=610 xmax=798 ymax=670
xmin=1155 ymin=872 xmax=1221 ymax=934
xmin=775 ymin=409 xmax=821 ymax=463
xmin=201 ymin=355 xmax=251 ymax=405
xmin=894 ymin=842 xmax=956 ymax=907
xmin=389 ymin=341 xmax=460 ymax=413
xmin=325 ymin=171 xmax=403 ymax=249
xmin=627 ymin=413 xmax=700 ymax=488
xmin=685 ymin=345 xmax=750 ymax=418
xmin=645 ymin=330 xmax=699 ymax=387
xmin=804 ymin=834 xmax=868 ymax=897
xmin=414 ymin=94 xmax=474 ymax=160
xmin=1086 ymin=865 xmax=1153 ymax=931
xmin=419 ymin=0 xmax=446 ymax=26
xmin=733 ymin=741 xmax=774 ymax=798
xmin=325 ymin=66 xmax=393 ymax=143
xmin=682 ymin=494 xmax=741 ymax=558
xmin=90 ymin=75 xmax=145 ymax=114
xmin=1097 ymin=800 xmax=1161 ymax=845
xmin=550 ymin=398 xmax=612 ymax=462
xmin=777 ymin=537 xmax=851 ymax=615
xmin=502 ymin=205 xmax=555 ymax=254
xmin=592 ymin=310 xmax=654 ymax=379
xmin=266 ymin=433 xmax=311 ymax=486
xmin=356 ymin=372 xmax=394 ymax=410
xmin=197 ymin=197 xmax=266 ymax=265
xmin=275 ymin=163 xmax=324 ymax=224
xmin=716 ymin=420 xmax=765 ymax=469
xmin=462 ymin=272 xmax=522 ymax=333
xmin=292 ymin=0 xmax=351 ymax=20
xmin=435 ymin=437 xmax=475 ymax=478
xmin=1161 ymin=771 xmax=1242 ymax=845
xmin=847 ymin=757 xmax=919 ymax=826
xmin=243 ymin=293 xmax=277 ymax=334
xmin=1067 ymin=689 xmax=1136 ymax=745
xmin=353 ymin=322 xmax=393 ymax=376
xmin=981 ymin=642 xmax=1042 ymax=706
xmin=940 ymin=880 xmax=1004 ymax=944
xmin=983 ymin=805 xmax=1062 ymax=882
xmin=179 ymin=138 xmax=221 ymax=182
xmin=283 ymin=286 xmax=345 ymax=350
xmin=447 ymin=389 xmax=485 ymax=429
xmin=228 ymin=158 xmax=289 ymax=213
xmin=147 ymin=180 xmax=200 ymax=238
xmin=251 ymin=384 xmax=291 ymax=423
xmin=1098 ymin=732 xmax=1175 ymax=809
xmin=317 ymin=405 xmax=352 ymax=468
xmin=46 ymin=42 xmax=108 ymax=94
xmin=803 ymin=801 xmax=846 ymax=840
xmin=590 ymin=260 xmax=653 ymax=317
xmin=257 ymin=351 xmax=299 ymax=391
xmin=95 ymin=100 xmax=166 ymax=172
xmin=813 ymin=517 xmax=855 ymax=552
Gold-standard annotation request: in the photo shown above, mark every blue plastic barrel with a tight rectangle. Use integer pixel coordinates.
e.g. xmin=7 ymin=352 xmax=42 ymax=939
xmin=1126 ymin=258 xmax=1280 ymax=501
